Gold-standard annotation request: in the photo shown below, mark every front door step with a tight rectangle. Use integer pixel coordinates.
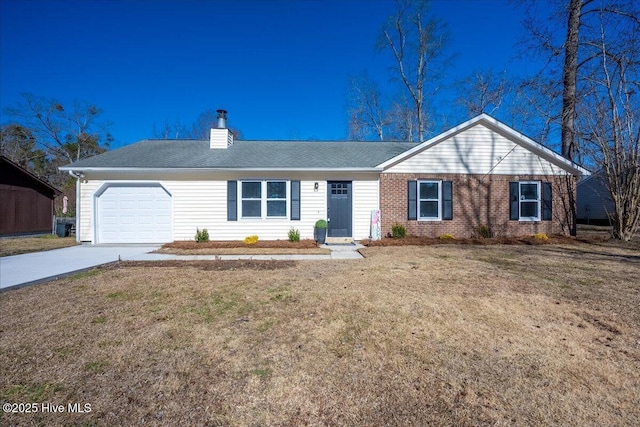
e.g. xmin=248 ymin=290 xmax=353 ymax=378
xmin=325 ymin=237 xmax=354 ymax=245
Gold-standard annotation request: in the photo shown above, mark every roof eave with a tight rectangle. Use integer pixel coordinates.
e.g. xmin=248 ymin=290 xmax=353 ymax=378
xmin=58 ymin=166 xmax=383 ymax=173
xmin=2 ymin=156 xmax=62 ymax=195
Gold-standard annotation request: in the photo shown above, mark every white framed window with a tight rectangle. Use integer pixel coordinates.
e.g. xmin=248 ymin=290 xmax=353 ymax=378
xmin=241 ymin=181 xmax=262 ymax=218
xmin=240 ymin=180 xmax=288 ymax=219
xmin=266 ymin=181 xmax=287 ymax=217
xmin=418 ymin=180 xmax=441 ymax=220
xmin=519 ymin=181 xmax=540 ymax=221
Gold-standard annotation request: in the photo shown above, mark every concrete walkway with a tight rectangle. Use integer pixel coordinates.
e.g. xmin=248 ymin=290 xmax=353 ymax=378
xmin=0 ymin=243 xmax=363 ymax=291
xmin=128 ymin=243 xmax=364 ymax=262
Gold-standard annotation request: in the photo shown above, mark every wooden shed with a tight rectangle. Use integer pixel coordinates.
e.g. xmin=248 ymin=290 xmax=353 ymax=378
xmin=0 ymin=156 xmax=60 ymax=236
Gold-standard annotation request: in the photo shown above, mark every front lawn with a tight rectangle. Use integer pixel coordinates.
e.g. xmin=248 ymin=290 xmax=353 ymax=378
xmin=1 ymin=243 xmax=638 ymax=426
xmin=0 ymin=236 xmax=78 ymax=257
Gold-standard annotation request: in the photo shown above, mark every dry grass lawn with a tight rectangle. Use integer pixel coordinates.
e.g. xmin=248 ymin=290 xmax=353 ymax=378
xmin=0 ymin=236 xmax=78 ymax=257
xmin=1 ymin=242 xmax=639 ymax=426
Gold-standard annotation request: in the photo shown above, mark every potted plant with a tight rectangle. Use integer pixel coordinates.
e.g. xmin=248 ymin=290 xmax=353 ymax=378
xmin=314 ymin=219 xmax=327 ymax=244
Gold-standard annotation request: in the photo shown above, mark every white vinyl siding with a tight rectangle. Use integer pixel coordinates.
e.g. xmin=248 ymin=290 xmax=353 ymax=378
xmin=78 ymin=180 xmax=101 ymax=242
xmin=78 ymin=174 xmax=379 ymax=242
xmin=170 ymin=181 xmax=224 ymax=240
xmin=386 ymin=124 xmax=569 ymax=176
xmin=352 ymin=180 xmax=379 ymax=240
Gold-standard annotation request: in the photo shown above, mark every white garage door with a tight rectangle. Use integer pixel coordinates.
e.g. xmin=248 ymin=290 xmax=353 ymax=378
xmin=96 ymin=184 xmax=172 ymax=243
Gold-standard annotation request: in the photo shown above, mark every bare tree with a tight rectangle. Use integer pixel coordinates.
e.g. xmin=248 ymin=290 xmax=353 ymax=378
xmin=456 ymin=70 xmax=509 ymax=117
xmin=518 ymin=0 xmax=639 ymax=237
xmin=562 ymin=0 xmax=640 ymax=161
xmin=190 ymin=111 xmax=217 ymax=140
xmin=190 ymin=110 xmax=242 ymax=141
xmin=580 ymin=14 xmax=640 ymax=240
xmin=153 ymin=110 xmax=242 ymax=140
xmin=559 ymin=0 xmax=584 ymax=160
xmin=379 ymin=0 xmax=448 ymax=142
xmin=152 ymin=118 xmax=190 ymax=139
xmin=387 ymin=94 xmax=421 ymax=141
xmin=5 ymin=93 xmax=111 ymax=164
xmin=0 ymin=124 xmax=39 ymax=168
xmin=346 ymin=73 xmax=390 ymax=141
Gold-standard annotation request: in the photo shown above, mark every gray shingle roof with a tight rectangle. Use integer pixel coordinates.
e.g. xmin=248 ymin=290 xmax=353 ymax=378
xmin=61 ymin=139 xmax=418 ymax=170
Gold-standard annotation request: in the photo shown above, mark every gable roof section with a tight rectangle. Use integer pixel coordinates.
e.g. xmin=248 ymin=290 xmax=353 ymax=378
xmin=377 ymin=114 xmax=591 ymax=176
xmin=59 ymin=113 xmax=589 ymax=176
xmin=0 ymin=156 xmax=60 ymax=197
xmin=60 ymin=140 xmax=418 ymax=172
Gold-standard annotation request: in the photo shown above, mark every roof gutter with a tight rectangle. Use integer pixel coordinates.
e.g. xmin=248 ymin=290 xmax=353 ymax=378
xmin=58 ymin=166 xmax=384 ymax=173
xmin=67 ymin=170 xmax=83 ymax=243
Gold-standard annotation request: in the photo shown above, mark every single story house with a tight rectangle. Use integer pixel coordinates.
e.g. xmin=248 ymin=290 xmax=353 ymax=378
xmin=576 ymin=172 xmax=614 ymax=225
xmin=1 ymin=155 xmax=60 ymax=236
xmin=59 ymin=113 xmax=589 ymax=244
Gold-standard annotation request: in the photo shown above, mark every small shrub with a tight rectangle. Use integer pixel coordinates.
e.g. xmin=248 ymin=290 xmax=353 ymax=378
xmin=244 ymin=235 xmax=259 ymax=245
xmin=195 ymin=228 xmax=210 ymax=243
xmin=391 ymin=223 xmax=406 ymax=239
xmin=533 ymin=233 xmax=549 ymax=240
xmin=439 ymin=233 xmax=455 ymax=240
xmin=314 ymin=219 xmax=328 ymax=229
xmin=288 ymin=227 xmax=300 ymax=242
xmin=477 ymin=225 xmax=492 ymax=238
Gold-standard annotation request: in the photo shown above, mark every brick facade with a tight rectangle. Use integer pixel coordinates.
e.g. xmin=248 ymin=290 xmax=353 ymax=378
xmin=379 ymin=173 xmax=577 ymax=238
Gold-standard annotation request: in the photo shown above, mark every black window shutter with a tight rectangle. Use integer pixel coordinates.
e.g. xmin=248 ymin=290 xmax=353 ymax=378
xmin=227 ymin=180 xmax=237 ymax=221
xmin=542 ymin=182 xmax=552 ymax=221
xmin=509 ymin=182 xmax=519 ymax=220
xmin=291 ymin=180 xmax=301 ymax=220
xmin=442 ymin=181 xmax=453 ymax=220
xmin=408 ymin=180 xmax=417 ymax=220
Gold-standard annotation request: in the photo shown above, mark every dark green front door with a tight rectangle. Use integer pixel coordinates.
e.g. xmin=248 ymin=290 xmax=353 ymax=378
xmin=327 ymin=181 xmax=352 ymax=237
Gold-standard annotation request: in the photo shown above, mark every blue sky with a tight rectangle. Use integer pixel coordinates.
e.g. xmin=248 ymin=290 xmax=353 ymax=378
xmin=1 ymin=0 xmax=532 ymax=147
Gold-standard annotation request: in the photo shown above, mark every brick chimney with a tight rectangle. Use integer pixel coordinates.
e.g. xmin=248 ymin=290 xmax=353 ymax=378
xmin=210 ymin=109 xmax=234 ymax=149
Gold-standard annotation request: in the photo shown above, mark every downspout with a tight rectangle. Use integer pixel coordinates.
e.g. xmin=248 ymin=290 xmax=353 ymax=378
xmin=68 ymin=171 xmax=82 ymax=243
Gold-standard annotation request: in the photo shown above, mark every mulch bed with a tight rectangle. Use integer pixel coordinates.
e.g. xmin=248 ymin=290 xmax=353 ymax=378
xmin=162 ymin=239 xmax=318 ymax=249
xmin=162 ymin=236 xmax=616 ymax=250
xmin=162 ymin=233 xmax=628 ymax=250
xmin=120 ymin=260 xmax=297 ymax=271
xmin=363 ymin=234 xmax=611 ymax=247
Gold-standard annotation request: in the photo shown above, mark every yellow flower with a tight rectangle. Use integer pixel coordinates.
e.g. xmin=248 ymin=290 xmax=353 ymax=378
xmin=244 ymin=235 xmax=259 ymax=245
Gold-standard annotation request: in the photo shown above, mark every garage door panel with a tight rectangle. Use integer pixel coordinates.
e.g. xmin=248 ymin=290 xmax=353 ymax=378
xmin=138 ymin=217 xmax=152 ymax=225
xmin=102 ymin=200 xmax=118 ymax=209
xmin=138 ymin=231 xmax=154 ymax=240
xmin=120 ymin=216 xmax=135 ymax=225
xmin=156 ymin=218 xmax=171 ymax=226
xmin=97 ymin=185 xmax=172 ymax=243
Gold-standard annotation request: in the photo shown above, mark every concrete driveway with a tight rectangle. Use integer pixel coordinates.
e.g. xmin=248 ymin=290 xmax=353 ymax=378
xmin=0 ymin=243 xmax=364 ymax=291
xmin=0 ymin=245 xmax=161 ymax=291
